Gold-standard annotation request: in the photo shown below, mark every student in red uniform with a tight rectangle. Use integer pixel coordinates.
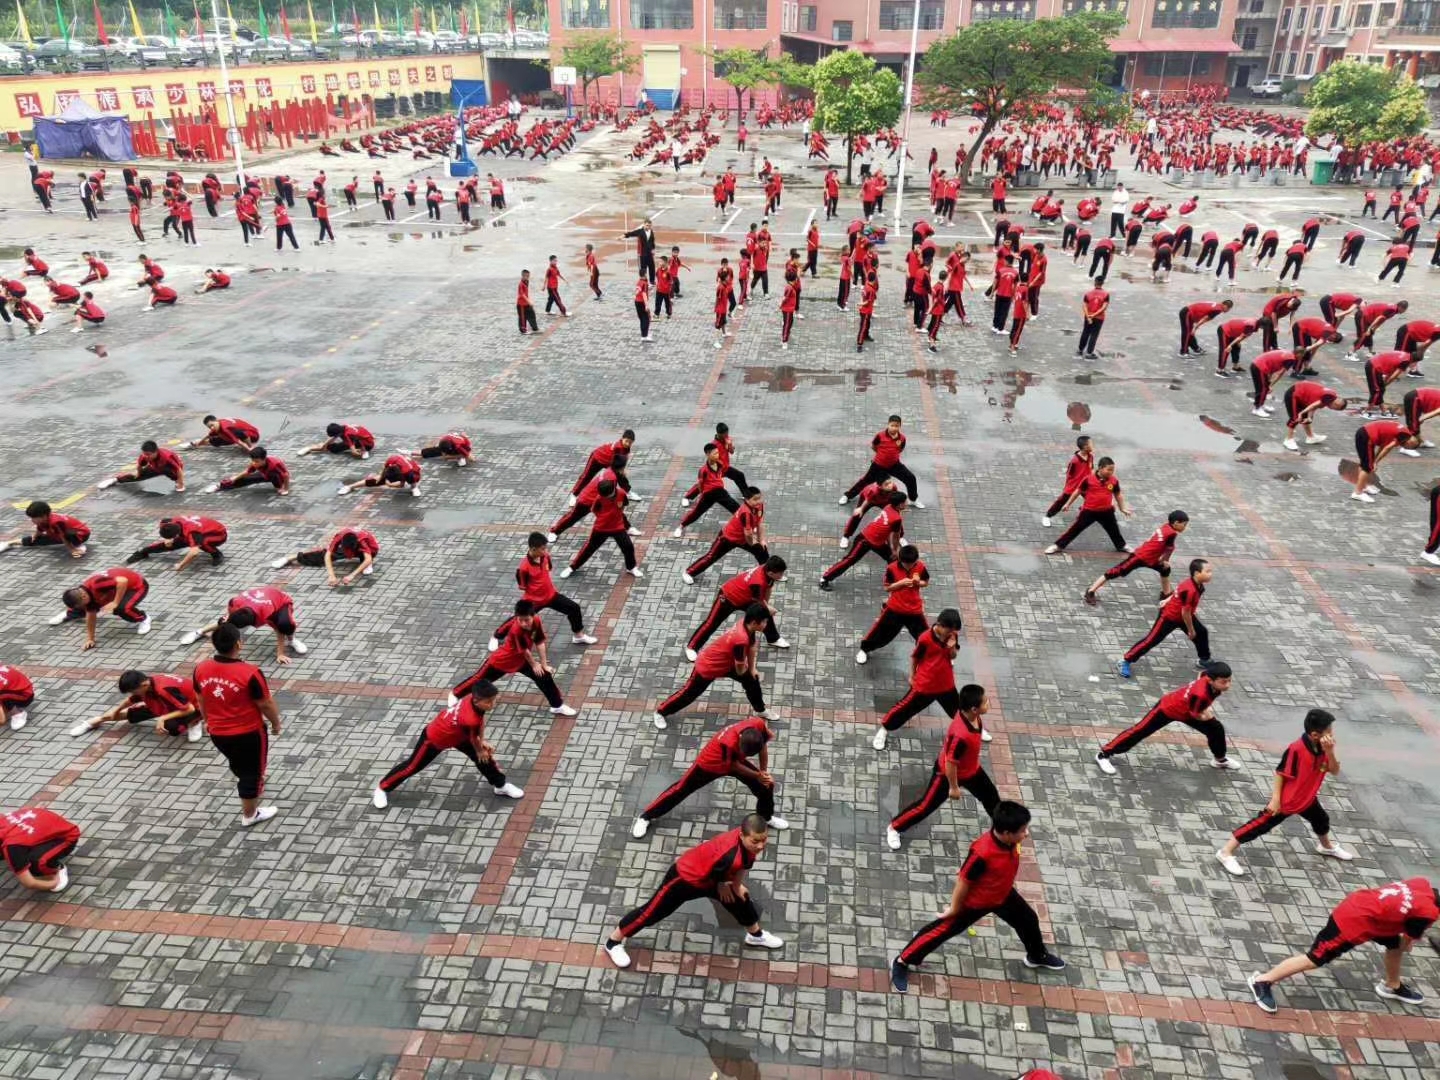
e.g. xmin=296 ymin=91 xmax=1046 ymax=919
xmin=1041 ymin=436 xmax=1094 ymax=528
xmin=98 ymin=440 xmax=186 ymax=493
xmin=185 ymin=415 xmax=259 ymax=451
xmin=1249 ymin=348 xmax=1303 ymax=417
xmin=1214 ymin=316 xmax=1264 ymax=377
xmin=855 ymin=274 xmax=878 ymax=353
xmin=1337 ymin=228 xmax=1365 ymax=266
xmin=821 ymin=493 xmax=907 ymax=590
xmin=69 ymin=291 xmax=105 ymax=332
xmin=70 ymin=669 xmax=201 ymax=740
xmin=1116 ymin=558 xmax=1214 ymax=677
xmin=543 ymin=255 xmax=569 ymax=317
xmin=1362 ymin=349 xmax=1419 ymax=416
xmin=1084 ymin=510 xmax=1188 ymax=605
xmin=0 ymin=500 xmax=90 ymax=558
xmin=300 ymin=421 xmax=375 ymax=458
xmin=79 ymin=251 xmax=109 ymax=285
xmin=126 ymin=515 xmax=228 ymax=570
xmin=1178 ymin=299 xmax=1232 ymax=357
xmin=654 ymin=604 xmax=771 ymax=730
xmin=509 ymin=533 xmax=597 ymax=644
xmin=1379 ymin=237 xmax=1411 ymax=283
xmin=1290 ymin=317 xmax=1344 ymax=375
xmin=634 ymin=273 xmax=653 ymax=341
xmin=0 ymin=664 xmax=34 ymax=730
xmin=1353 ymin=298 xmax=1407 ymax=357
xmin=1403 ymin=386 xmax=1440 ymax=451
xmin=885 ymin=683 xmax=999 ymax=850
xmin=181 ymin=586 xmax=307 ymax=664
xmin=337 ymin=453 xmax=423 ymax=497
xmin=268 ymin=527 xmax=378 ymax=585
xmin=604 ymin=814 xmax=783 ymax=968
xmin=854 ymin=543 xmax=931 ymax=665
xmin=516 ymin=269 xmax=539 ymax=333
xmin=1096 ymin=660 xmax=1233 ymax=773
xmin=272 ymin=196 xmax=299 ymax=250
xmin=685 ymin=557 xmax=788 ymax=661
xmin=842 ymin=415 xmax=923 ymax=506
xmin=842 ymin=477 xmax=899 ymax=546
xmin=205 ymin=446 xmax=292 ymax=496
xmin=1351 ymin=419 xmax=1419 ymax=502
xmin=53 ymin=566 xmax=152 ymax=647
xmin=194 ymin=623 xmax=282 ymax=828
xmin=1277 ymin=238 xmax=1308 ymax=282
xmin=632 ymin=717 xmax=787 ymax=837
xmin=1216 ymin=708 xmax=1351 ymax=876
xmin=684 ymin=422 xmax=747 ymax=501
xmin=683 ymin=487 xmax=767 ymax=583
xmin=415 ymin=431 xmax=473 ymax=467
xmin=550 ymin=455 xmax=633 ymax=541
xmin=1282 ymin=383 xmax=1347 ymax=451
xmin=371 ymin=680 xmax=524 ymax=809
xmin=0 ymin=807 xmax=81 ymax=893
xmin=779 ymin=273 xmax=799 ymax=348
xmin=1044 ymin=456 xmax=1130 ymax=553
xmin=872 ymin=608 xmax=972 ymax=750
xmin=569 ymin=432 xmax=635 ymax=504
xmin=673 ymin=443 xmax=741 ymax=538
xmin=1393 ymin=317 xmax=1440 ymax=374
xmin=1248 ymin=878 xmax=1439 ymax=1013
xmin=451 ymin=600 xmax=578 ymax=716
xmin=890 ymin=801 xmax=1064 ymax=992
xmin=563 ymin=478 xmax=642 ymax=580
xmin=1075 ymin=278 xmax=1108 ymax=360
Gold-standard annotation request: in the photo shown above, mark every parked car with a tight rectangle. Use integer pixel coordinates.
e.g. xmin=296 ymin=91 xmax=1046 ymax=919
xmin=239 ymin=35 xmax=294 ymax=59
xmin=477 ymin=31 xmax=504 ymax=48
xmin=1250 ymin=77 xmax=1284 ymax=98
xmin=110 ymin=35 xmax=170 ymax=63
xmin=0 ymin=41 xmax=31 ymax=69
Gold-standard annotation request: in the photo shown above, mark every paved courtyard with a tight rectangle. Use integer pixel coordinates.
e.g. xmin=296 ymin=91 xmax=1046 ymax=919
xmin=0 ymin=111 xmax=1438 ymax=1080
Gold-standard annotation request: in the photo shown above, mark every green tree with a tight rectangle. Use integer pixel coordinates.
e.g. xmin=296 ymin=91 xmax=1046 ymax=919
xmin=810 ymin=49 xmax=902 ymax=184
xmin=1304 ymin=60 xmax=1428 ymax=148
xmin=1073 ymin=85 xmax=1131 ymax=129
xmin=704 ymin=45 xmax=811 ymax=113
xmin=558 ymin=31 xmax=638 ymax=114
xmin=918 ymin=12 xmax=1124 ymax=180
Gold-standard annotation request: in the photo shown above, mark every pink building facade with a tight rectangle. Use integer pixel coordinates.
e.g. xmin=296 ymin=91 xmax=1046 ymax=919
xmin=1269 ymin=1 xmax=1440 ymax=83
xmin=546 ymin=0 xmax=1241 ymax=107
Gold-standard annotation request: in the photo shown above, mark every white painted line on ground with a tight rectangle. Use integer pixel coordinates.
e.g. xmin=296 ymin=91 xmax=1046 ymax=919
xmin=1328 ymin=214 xmax=1392 ymax=241
xmin=720 ymin=206 xmax=745 ymax=233
xmin=974 ymin=209 xmax=990 ymax=239
xmin=550 ymin=203 xmax=598 ymax=228
xmin=488 ymin=204 xmax=522 ymax=225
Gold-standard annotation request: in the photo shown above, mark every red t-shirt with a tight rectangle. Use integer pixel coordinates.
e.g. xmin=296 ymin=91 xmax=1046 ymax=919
xmin=1372 ymin=350 xmax=1415 ymax=379
xmin=939 ymin=712 xmax=983 ymax=780
xmin=675 ymin=827 xmax=756 ymax=887
xmin=490 ymin=615 xmax=545 ymax=673
xmin=695 ymin=461 xmax=726 ymax=493
xmin=862 ymin=506 xmax=904 ymax=547
xmin=0 ymin=665 xmax=34 ymax=700
xmin=1332 ymin=878 xmax=1439 ymax=942
xmin=226 ymin=587 xmax=293 ymax=631
xmin=591 ymin=489 xmax=628 ymax=532
xmin=721 ymin=502 xmax=762 ymax=543
xmin=425 ymin=696 xmax=487 ymax=751
xmin=1159 ymin=578 xmax=1204 ymax=623
xmin=517 ymin=553 xmax=557 ymax=604
xmin=1077 ymin=472 xmax=1119 ymax=512
xmin=78 ymin=568 xmax=145 ymax=610
xmin=1132 ymin=523 xmax=1179 ymax=567
xmin=342 ymin=425 xmax=375 ymax=451
xmin=1290 ymin=382 xmax=1339 ymax=413
xmin=382 ymin=454 xmax=421 ymax=485
xmin=33 ymin=512 xmax=90 ymax=544
xmin=579 ymin=468 xmax=621 ymax=505
xmin=1 ymin=808 xmax=80 ymax=872
xmin=1157 ymin=674 xmax=1221 ymax=721
xmin=192 ymin=655 xmax=270 ymax=736
xmin=695 ymin=716 xmax=771 ymax=773
xmin=696 ymin=621 xmax=752 ymax=679
xmin=871 ymin=429 xmax=905 ymax=467
xmin=216 ymin=417 xmax=257 ymax=443
xmin=883 ymin=559 xmax=928 ymax=616
xmin=133 ymin=672 xmax=197 ymax=717
xmin=139 ymin=447 xmax=184 ymax=477
xmin=1253 ymin=350 xmax=1298 ymax=379
xmin=1361 ymin=419 xmax=1408 ymax=449
xmin=1083 ymin=288 xmax=1109 ymax=320
xmin=720 ymin=564 xmax=773 ymax=608
xmin=1185 ymin=302 xmax=1226 ymax=322
xmin=1276 ymin=733 xmax=1329 ymax=814
xmin=910 ymin=629 xmax=957 ymax=694
xmin=958 ymin=829 xmax=1021 ymax=909
xmin=329 ymin=528 xmax=379 ymax=559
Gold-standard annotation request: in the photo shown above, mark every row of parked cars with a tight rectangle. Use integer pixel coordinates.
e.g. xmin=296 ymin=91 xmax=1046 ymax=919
xmin=340 ymin=28 xmax=549 ymax=50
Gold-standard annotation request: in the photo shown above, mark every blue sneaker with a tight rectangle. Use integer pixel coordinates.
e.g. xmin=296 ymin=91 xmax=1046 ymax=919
xmin=1116 ymin=660 xmax=1132 ymax=679
xmin=890 ymin=957 xmax=909 ymax=994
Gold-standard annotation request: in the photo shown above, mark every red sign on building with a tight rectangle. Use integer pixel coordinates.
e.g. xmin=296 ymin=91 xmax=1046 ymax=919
xmin=95 ymin=88 xmax=122 ymax=111
xmin=55 ymin=89 xmax=82 ymax=110
xmin=301 ymin=74 xmax=317 ymax=93
xmin=324 ymin=73 xmax=340 ymax=91
xmin=132 ymin=86 xmax=156 ymax=108
xmin=368 ymin=69 xmax=381 ymax=87
xmin=388 ymin=69 xmax=401 ymax=86
xmin=406 ymin=66 xmax=419 ymax=85
xmin=14 ymin=92 xmax=42 ymax=118
xmin=424 ymin=65 xmax=436 ymax=83
xmin=227 ymin=79 xmax=245 ymax=99
xmin=442 ymin=64 xmax=453 ymax=79
xmin=197 ymin=81 xmax=217 ymax=102
xmin=255 ymin=77 xmax=273 ymax=99
xmin=347 ymin=72 xmax=361 ymax=89
xmin=165 ymin=83 xmax=188 ymax=105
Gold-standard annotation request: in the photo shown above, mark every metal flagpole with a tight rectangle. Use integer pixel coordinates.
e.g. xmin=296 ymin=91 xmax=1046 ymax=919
xmin=209 ymin=0 xmax=246 ymax=187
xmin=892 ymin=0 xmax=920 ymax=233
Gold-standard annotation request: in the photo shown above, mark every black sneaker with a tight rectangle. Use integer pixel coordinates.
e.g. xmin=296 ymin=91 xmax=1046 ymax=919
xmin=1023 ymin=952 xmax=1066 ymax=971
xmin=210 ymin=550 xmax=225 ymax=565
xmin=818 ymin=580 xmax=834 ymax=592
xmin=1083 ymin=591 xmax=1098 ymax=606
xmin=1376 ymin=981 xmax=1425 ymax=1004
xmin=1084 ymin=352 xmax=1099 ymax=361
xmin=890 ymin=957 xmax=910 ymax=994
xmin=1407 ymin=369 xmax=1426 ymax=378
xmin=124 ymin=550 xmax=149 ymax=564
xmin=1249 ymin=973 xmax=1278 ymax=1013
xmin=1213 ymin=369 xmax=1232 ymax=379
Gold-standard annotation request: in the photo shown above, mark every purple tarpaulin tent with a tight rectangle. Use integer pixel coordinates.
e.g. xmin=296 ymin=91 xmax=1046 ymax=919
xmin=34 ymin=99 xmax=135 ymax=162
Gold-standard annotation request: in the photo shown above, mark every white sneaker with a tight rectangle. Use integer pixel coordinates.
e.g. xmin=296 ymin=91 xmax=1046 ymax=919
xmin=202 ymin=483 xmax=220 ymax=494
xmin=187 ymin=721 xmax=203 ymax=743
xmin=290 ymin=637 xmax=308 ymax=655
xmin=493 ymin=782 xmax=524 ymax=799
xmin=837 ymin=494 xmax=849 ymax=505
xmin=912 ymin=500 xmax=926 ymax=510
xmin=179 ymin=630 xmax=201 ymax=646
xmin=1211 ymin=757 xmax=1238 ymax=770
xmin=67 ymin=720 xmax=94 ymax=737
xmin=744 ymin=930 xmax=783 ymax=949
xmin=627 ymin=567 xmax=644 ymax=579
xmin=1316 ymin=843 xmax=1354 ymax=861
xmin=135 ymin=616 xmax=152 ymax=636
xmin=980 ymin=727 xmax=993 ymax=743
xmin=839 ymin=534 xmax=849 ymax=547
xmin=885 ymin=826 xmax=902 ymax=851
xmin=871 ymin=727 xmax=887 ymax=751
xmin=96 ymin=477 xmax=117 ymax=490
xmin=671 ymin=526 xmax=684 ymax=538
xmin=772 ymin=638 xmax=790 ymax=649
xmin=627 ymin=526 xmax=642 ymax=536
xmin=1283 ymin=438 xmax=1299 ymax=451
xmin=855 ymin=649 xmax=868 ymax=664
xmin=269 ymin=555 xmax=292 ymax=569
xmin=559 ymin=566 xmax=574 ymax=578
xmin=604 ymin=940 xmax=631 ymax=968
xmin=631 ymin=817 xmax=650 ymax=839
xmin=1424 ymin=440 xmax=1436 ymax=449
xmin=1306 ymin=434 xmax=1327 ymax=444
xmin=567 ymin=494 xmax=578 ymax=507
xmin=1216 ymin=850 xmax=1246 ymax=876
xmin=1351 ymin=492 xmax=1375 ymax=503
xmin=361 ymin=566 xmax=373 ymax=576
xmin=1423 ymin=551 xmax=1440 ymax=565
xmin=372 ymin=786 xmax=389 ymax=809
xmin=545 ymin=531 xmax=558 ymax=544
xmin=682 ymin=572 xmax=695 ymax=585
xmin=50 ymin=866 xmax=69 ymax=893
xmin=1400 ymin=447 xmax=1422 ymax=457
xmin=410 ymin=485 xmax=421 ymax=497
xmin=48 ymin=611 xmax=72 ymax=626
xmin=766 ymin=816 xmax=790 ymax=831
xmin=573 ymin=633 xmax=598 ymax=645
xmin=653 ymin=711 xmax=668 ymax=730
xmin=1043 ymin=544 xmax=1060 ymax=555
xmin=240 ymin=806 xmax=278 ymax=827
xmin=1042 ymin=516 xmax=1052 ymax=527
xmin=8 ymin=710 xmax=27 ymax=730
xmin=551 ymin=704 xmax=578 ymax=717
xmin=1365 ymin=484 xmax=1381 ymax=494
xmin=1251 ymin=407 xmax=1270 ymax=418
xmin=680 ymin=498 xmax=691 ymax=508
xmin=1095 ymin=752 xmax=1117 ymax=775
xmin=456 ymin=458 xmax=469 ymax=467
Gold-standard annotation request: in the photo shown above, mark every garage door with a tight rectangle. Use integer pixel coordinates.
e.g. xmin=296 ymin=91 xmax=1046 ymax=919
xmin=643 ymin=45 xmax=681 ymax=108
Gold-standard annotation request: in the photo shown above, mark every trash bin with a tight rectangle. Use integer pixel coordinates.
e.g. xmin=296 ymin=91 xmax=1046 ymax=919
xmin=1311 ymin=159 xmax=1336 ymax=185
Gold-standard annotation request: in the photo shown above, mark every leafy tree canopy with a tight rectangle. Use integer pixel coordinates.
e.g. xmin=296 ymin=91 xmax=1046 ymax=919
xmin=1304 ymin=60 xmax=1428 ymax=147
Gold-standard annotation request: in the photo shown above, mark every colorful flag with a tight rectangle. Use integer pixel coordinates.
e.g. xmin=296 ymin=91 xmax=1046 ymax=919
xmin=328 ymin=0 xmax=336 ymax=34
xmin=127 ymin=0 xmax=144 ymax=37
xmin=306 ymin=0 xmax=317 ymax=41
xmin=459 ymin=6 xmax=466 ymax=35
xmin=92 ymin=0 xmax=108 ymax=43
xmin=167 ymin=0 xmax=180 ymax=45
xmin=372 ymin=0 xmax=380 ymax=31
xmin=224 ymin=0 xmax=236 ymax=38
xmin=279 ymin=3 xmax=291 ymax=38
xmin=15 ymin=0 xmax=31 ymax=45
xmin=257 ymin=1 xmax=268 ymax=38
xmin=411 ymin=4 xmax=418 ymax=33
xmin=54 ymin=0 xmax=70 ymax=41
xmin=506 ymin=2 xmax=514 ymax=33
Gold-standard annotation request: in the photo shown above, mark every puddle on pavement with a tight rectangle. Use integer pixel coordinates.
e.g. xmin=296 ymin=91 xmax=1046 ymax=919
xmin=999 ymin=381 xmax=1245 ymax=453
xmin=741 ymin=365 xmax=959 ymax=394
xmin=1337 ymin=457 xmax=1399 ymax=494
xmin=0 ymin=244 xmax=29 ymax=260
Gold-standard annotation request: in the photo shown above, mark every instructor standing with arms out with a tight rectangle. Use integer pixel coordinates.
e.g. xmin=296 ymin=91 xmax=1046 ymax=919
xmin=622 ymin=219 xmax=659 ymax=285
xmin=194 ymin=623 xmax=282 ymax=828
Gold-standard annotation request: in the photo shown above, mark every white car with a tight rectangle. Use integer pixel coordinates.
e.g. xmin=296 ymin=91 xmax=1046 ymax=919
xmin=0 ymin=42 xmax=25 ymax=68
xmin=1251 ymin=77 xmax=1284 ymax=98
xmin=111 ymin=36 xmax=171 ymax=63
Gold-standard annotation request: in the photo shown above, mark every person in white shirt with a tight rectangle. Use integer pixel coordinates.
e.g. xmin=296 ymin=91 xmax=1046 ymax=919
xmin=1109 ymin=183 xmax=1129 ymax=238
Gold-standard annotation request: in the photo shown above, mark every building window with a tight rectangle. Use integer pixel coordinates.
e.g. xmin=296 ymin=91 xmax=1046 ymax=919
xmin=880 ymin=0 xmax=946 ymax=28
xmin=1380 ymin=1 xmax=1396 ymax=19
xmin=972 ymin=0 xmax=1038 ymax=20
xmin=716 ymin=0 xmax=767 ymax=28
xmin=1249 ymin=0 xmax=1264 ymax=10
xmin=1241 ymin=24 xmax=1259 ymax=45
xmin=800 ymin=3 xmax=817 ymax=28
xmin=1313 ymin=5 xmax=1325 ymax=29
xmin=1330 ymin=4 xmax=1343 ymax=24
xmin=1279 ymin=7 xmax=1291 ymax=29
xmin=1295 ymin=5 xmax=1307 ymax=28
xmin=1286 ymin=50 xmax=1298 ymax=71
xmin=1354 ymin=2 xmax=1371 ymax=24
xmin=1142 ymin=53 xmax=1210 ymax=75
xmin=832 ymin=17 xmax=853 ymax=38
xmin=1150 ymin=0 xmax=1221 ymax=28
xmin=631 ymin=0 xmax=694 ymax=28
xmin=1061 ymin=0 xmax=1129 ymax=12
xmin=560 ymin=0 xmax=611 ymax=27
xmin=1302 ymin=51 xmax=1315 ymax=72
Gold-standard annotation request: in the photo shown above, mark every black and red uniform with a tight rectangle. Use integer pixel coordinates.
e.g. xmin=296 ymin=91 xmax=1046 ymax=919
xmin=1043 ymin=448 xmax=1093 ymax=519
xmin=1102 ymin=521 xmax=1179 ymax=587
xmin=688 ymin=564 xmax=782 ymax=654
xmin=658 ymin=621 xmax=765 ymax=718
xmin=1337 ymin=230 xmax=1365 ymax=266
xmin=204 ymin=418 xmax=260 ymax=447
xmin=859 ymin=558 xmax=929 ymax=655
xmin=23 ymin=511 xmax=90 ymax=549
xmin=1179 ymin=301 xmax=1226 ymax=355
xmin=551 ymin=467 xmax=622 ymax=538
xmin=679 ymin=460 xmax=741 ymax=529
xmin=194 ymin=653 xmax=271 ymax=800
xmin=686 ymin=499 xmax=766 ymax=579
xmin=220 ymin=455 xmax=290 ymax=492
xmin=1123 ymin=577 xmax=1209 ymax=665
xmin=0 ymin=665 xmax=35 ymax=713
xmin=1318 ymin=292 xmax=1362 ymax=333
xmin=569 ymin=439 xmax=630 ymax=496
xmin=1394 ymin=318 xmax=1440 ymax=358
xmin=639 ymin=717 xmax=776 ymax=823
xmin=1285 ymin=382 xmax=1341 ymax=429
xmin=63 ymin=568 xmax=149 ymax=624
xmin=1379 ymin=241 xmax=1411 ymax=282
xmin=1261 ymin=293 xmax=1301 ymax=350
xmin=1357 ymin=301 xmax=1403 ymax=352
xmin=366 ymin=454 xmax=421 ymax=488
xmin=452 ymin=615 xmax=565 ymax=708
xmin=330 ymin=425 xmax=375 ymax=454
xmin=138 ymin=515 xmax=228 ymax=559
xmin=1 ymin=808 xmax=81 ymax=881
xmin=1364 ymin=351 xmax=1416 ymax=410
xmin=1355 ymin=419 xmax=1409 ymax=473
xmin=1053 ymin=471 xmax=1126 ymax=551
xmin=569 ymin=485 xmax=637 ymax=572
xmin=1251 ymin=349 xmax=1300 ymax=410
xmin=897 ymin=829 xmax=1048 ymax=966
xmin=421 ymin=432 xmax=473 ymax=461
xmin=296 ymin=527 xmax=378 ymax=567
xmin=844 ymin=481 xmax=896 ymax=539
xmin=1306 ymin=878 xmax=1439 ymax=967
xmin=616 ymin=827 xmax=763 ymax=938
xmin=115 ymin=447 xmax=184 ymax=486
xmin=1098 ymin=673 xmax=1226 ymax=761
xmin=844 ymin=426 xmax=919 ymax=503
xmin=119 ymin=672 xmax=199 ymax=734
xmin=1216 ymin=318 xmax=1259 ymax=373
xmin=822 ymin=505 xmax=903 ymax=584
xmin=517 ymin=549 xmax=584 ymax=634
xmin=1404 ymin=386 xmax=1440 ymax=443
xmin=377 ymin=695 xmax=508 ymax=796
xmin=1231 ymin=733 xmax=1334 ymax=846
xmin=890 ymin=711 xmax=998 ymax=836
xmin=880 ymin=628 xmax=960 ymax=734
